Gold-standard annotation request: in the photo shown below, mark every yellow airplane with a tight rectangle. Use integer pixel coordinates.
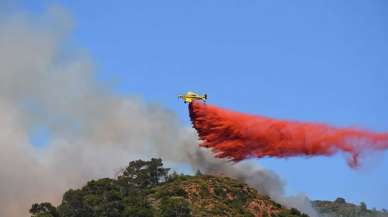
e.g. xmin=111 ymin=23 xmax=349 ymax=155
xmin=178 ymin=91 xmax=207 ymax=103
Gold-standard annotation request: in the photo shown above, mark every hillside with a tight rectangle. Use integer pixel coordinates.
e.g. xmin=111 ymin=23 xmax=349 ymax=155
xmin=30 ymin=158 xmax=387 ymax=217
xmin=148 ymin=175 xmax=308 ymax=217
xmin=30 ymin=158 xmax=308 ymax=217
xmin=312 ymin=198 xmax=388 ymax=217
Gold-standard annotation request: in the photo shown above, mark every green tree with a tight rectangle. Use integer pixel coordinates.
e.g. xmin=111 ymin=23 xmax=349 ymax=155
xmin=124 ymin=206 xmax=154 ymax=217
xmin=360 ymin=202 xmax=367 ymax=212
xmin=290 ymin=208 xmax=301 ymax=215
xmin=167 ymin=171 xmax=179 ymax=182
xmin=160 ymin=197 xmax=191 ymax=217
xmin=57 ymin=189 xmax=93 ymax=217
xmin=148 ymin=158 xmax=170 ymax=185
xmin=334 ymin=197 xmax=346 ymax=204
xmin=195 ymin=169 xmax=203 ymax=176
xmin=30 ymin=202 xmax=59 ymax=217
xmin=118 ymin=158 xmax=170 ymax=188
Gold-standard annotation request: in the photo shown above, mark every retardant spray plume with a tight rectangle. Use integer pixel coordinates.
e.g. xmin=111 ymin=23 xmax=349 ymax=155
xmin=189 ymin=100 xmax=388 ymax=168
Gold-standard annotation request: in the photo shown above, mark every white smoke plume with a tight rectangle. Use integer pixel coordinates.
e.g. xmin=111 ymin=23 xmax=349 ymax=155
xmin=0 ymin=7 xmax=318 ymax=217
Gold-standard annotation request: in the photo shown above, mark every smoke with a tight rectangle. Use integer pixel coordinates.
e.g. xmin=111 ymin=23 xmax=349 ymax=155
xmin=189 ymin=101 xmax=388 ymax=168
xmin=0 ymin=8 xmax=194 ymax=216
xmin=0 ymin=7 xmax=317 ymax=217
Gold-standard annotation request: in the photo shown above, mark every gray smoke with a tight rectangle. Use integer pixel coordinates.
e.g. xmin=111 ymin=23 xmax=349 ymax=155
xmin=0 ymin=7 xmax=318 ymax=217
xmin=0 ymin=8 xmax=193 ymax=216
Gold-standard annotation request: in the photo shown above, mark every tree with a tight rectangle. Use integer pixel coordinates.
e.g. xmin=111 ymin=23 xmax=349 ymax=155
xmin=334 ymin=197 xmax=346 ymax=204
xmin=290 ymin=208 xmax=301 ymax=215
xmin=167 ymin=171 xmax=179 ymax=182
xmin=30 ymin=202 xmax=59 ymax=217
xmin=195 ymin=169 xmax=203 ymax=176
xmin=118 ymin=158 xmax=170 ymax=188
xmin=160 ymin=197 xmax=191 ymax=217
xmin=360 ymin=202 xmax=367 ymax=212
xmin=124 ymin=206 xmax=154 ymax=217
xmin=57 ymin=189 xmax=93 ymax=217
xmin=148 ymin=158 xmax=170 ymax=186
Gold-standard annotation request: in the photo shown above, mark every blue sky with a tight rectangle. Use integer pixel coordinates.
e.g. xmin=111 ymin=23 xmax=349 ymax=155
xmin=14 ymin=0 xmax=388 ymax=210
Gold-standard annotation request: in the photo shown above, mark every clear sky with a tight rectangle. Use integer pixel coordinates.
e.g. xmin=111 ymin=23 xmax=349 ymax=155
xmin=12 ymin=0 xmax=388 ymax=210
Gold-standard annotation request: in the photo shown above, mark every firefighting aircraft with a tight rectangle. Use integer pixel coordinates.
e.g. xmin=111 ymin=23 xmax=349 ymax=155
xmin=178 ymin=91 xmax=207 ymax=103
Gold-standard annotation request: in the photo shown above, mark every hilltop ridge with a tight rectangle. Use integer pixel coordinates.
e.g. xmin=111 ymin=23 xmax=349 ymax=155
xmin=29 ymin=158 xmax=386 ymax=217
xmin=29 ymin=158 xmax=308 ymax=217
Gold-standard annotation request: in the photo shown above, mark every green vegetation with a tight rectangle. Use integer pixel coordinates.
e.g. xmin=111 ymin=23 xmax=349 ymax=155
xmin=30 ymin=158 xmax=388 ymax=217
xmin=313 ymin=198 xmax=388 ymax=217
xmin=30 ymin=203 xmax=59 ymax=217
xmin=30 ymin=158 xmax=310 ymax=217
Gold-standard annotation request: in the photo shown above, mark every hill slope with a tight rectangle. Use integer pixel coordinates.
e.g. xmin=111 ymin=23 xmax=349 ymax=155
xmin=149 ymin=175 xmax=307 ymax=217
xmin=30 ymin=158 xmax=387 ymax=217
xmin=312 ymin=198 xmax=388 ymax=217
xmin=30 ymin=158 xmax=308 ymax=217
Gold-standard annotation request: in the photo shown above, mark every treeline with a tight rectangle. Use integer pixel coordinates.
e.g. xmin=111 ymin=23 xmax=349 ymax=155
xmin=30 ymin=158 xmax=186 ymax=217
xmin=313 ymin=197 xmax=388 ymax=217
xmin=30 ymin=158 xmax=310 ymax=217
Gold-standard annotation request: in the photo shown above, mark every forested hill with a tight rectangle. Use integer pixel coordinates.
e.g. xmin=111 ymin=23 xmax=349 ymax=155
xmin=312 ymin=198 xmax=388 ymax=217
xmin=29 ymin=158 xmax=308 ymax=217
xmin=29 ymin=158 xmax=386 ymax=217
